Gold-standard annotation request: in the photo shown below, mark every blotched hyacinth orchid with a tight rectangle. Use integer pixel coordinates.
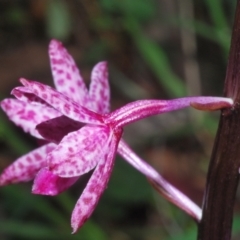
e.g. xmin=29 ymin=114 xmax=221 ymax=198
xmin=0 ymin=40 xmax=233 ymax=233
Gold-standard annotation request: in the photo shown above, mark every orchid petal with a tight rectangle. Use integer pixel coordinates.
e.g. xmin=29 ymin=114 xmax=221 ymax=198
xmin=49 ymin=39 xmax=89 ymax=104
xmin=1 ymin=99 xmax=60 ymax=138
xmin=71 ymin=130 xmax=119 ymax=233
xmin=89 ymin=62 xmax=110 ymax=114
xmin=48 ymin=125 xmax=110 ymax=177
xmin=20 ymin=78 xmax=103 ymax=124
xmin=36 ymin=116 xmax=83 ymax=143
xmin=0 ymin=143 xmax=56 ymax=185
xmin=11 ymin=86 xmax=49 ymax=106
xmin=32 ymin=168 xmax=78 ymax=196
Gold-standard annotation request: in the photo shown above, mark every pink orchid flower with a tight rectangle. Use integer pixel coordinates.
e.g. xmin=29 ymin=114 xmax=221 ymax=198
xmin=0 ymin=40 xmax=233 ymax=233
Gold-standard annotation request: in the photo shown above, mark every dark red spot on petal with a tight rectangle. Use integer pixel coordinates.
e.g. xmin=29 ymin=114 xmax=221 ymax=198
xmin=68 ymin=147 xmax=74 ymax=152
xmin=89 ymin=185 xmax=96 ymax=193
xmin=34 ymin=153 xmax=42 ymax=161
xmin=18 ymin=162 xmax=24 ymax=169
xmin=83 ymin=197 xmax=92 ymax=205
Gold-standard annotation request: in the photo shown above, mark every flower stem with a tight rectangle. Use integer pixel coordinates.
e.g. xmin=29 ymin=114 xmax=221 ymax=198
xmin=118 ymin=140 xmax=202 ymax=221
xmin=106 ymin=97 xmax=232 ymax=128
xmin=197 ymin=1 xmax=240 ymax=239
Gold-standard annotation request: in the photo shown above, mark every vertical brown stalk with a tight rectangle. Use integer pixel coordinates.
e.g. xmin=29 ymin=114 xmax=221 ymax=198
xmin=198 ymin=1 xmax=240 ymax=239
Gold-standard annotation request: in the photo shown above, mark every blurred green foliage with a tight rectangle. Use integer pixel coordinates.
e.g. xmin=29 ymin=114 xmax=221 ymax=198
xmin=0 ymin=0 xmax=239 ymax=239
xmin=46 ymin=0 xmax=72 ymax=41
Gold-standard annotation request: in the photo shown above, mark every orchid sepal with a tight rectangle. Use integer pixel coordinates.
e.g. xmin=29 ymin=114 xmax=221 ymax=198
xmin=71 ymin=128 xmax=121 ymax=233
xmin=0 ymin=143 xmax=56 ymax=186
xmin=20 ymin=78 xmax=104 ymax=125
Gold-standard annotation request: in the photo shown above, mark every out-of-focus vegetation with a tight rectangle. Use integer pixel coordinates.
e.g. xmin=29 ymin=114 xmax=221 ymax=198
xmin=0 ymin=0 xmax=239 ymax=239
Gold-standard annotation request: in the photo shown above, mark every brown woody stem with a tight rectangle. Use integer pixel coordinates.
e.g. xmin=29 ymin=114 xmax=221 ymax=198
xmin=197 ymin=1 xmax=240 ymax=239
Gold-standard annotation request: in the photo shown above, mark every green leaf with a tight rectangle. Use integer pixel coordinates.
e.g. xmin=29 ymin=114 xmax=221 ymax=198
xmin=124 ymin=19 xmax=186 ymax=97
xmin=0 ymin=221 xmax=61 ymax=239
xmin=100 ymin=0 xmax=156 ymax=22
xmin=2 ymin=185 xmax=67 ymax=226
xmin=46 ymin=0 xmax=72 ymax=41
xmin=0 ymin=112 xmax=31 ymax=155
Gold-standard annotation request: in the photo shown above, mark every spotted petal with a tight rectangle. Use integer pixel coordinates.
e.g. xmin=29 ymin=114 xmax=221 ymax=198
xmin=89 ymin=62 xmax=110 ymax=114
xmin=0 ymin=143 xmax=56 ymax=185
xmin=48 ymin=125 xmax=110 ymax=177
xmin=1 ymin=99 xmax=60 ymax=138
xmin=49 ymin=39 xmax=89 ymax=104
xmin=20 ymin=78 xmax=103 ymax=124
xmin=32 ymin=168 xmax=79 ymax=195
xmin=11 ymin=86 xmax=54 ymax=108
xmin=71 ymin=130 xmax=120 ymax=233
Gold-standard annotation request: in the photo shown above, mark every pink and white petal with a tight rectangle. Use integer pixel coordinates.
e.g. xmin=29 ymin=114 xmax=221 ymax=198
xmin=36 ymin=116 xmax=83 ymax=143
xmin=20 ymin=79 xmax=103 ymax=124
xmin=49 ymin=39 xmax=89 ymax=104
xmin=48 ymin=125 xmax=110 ymax=177
xmin=1 ymin=99 xmax=61 ymax=138
xmin=71 ymin=130 xmax=120 ymax=233
xmin=32 ymin=168 xmax=79 ymax=196
xmin=89 ymin=62 xmax=110 ymax=114
xmin=11 ymin=86 xmax=49 ymax=106
xmin=0 ymin=143 xmax=56 ymax=185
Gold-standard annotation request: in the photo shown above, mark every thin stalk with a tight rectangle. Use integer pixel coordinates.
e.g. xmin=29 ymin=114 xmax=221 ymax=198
xmin=106 ymin=97 xmax=232 ymax=128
